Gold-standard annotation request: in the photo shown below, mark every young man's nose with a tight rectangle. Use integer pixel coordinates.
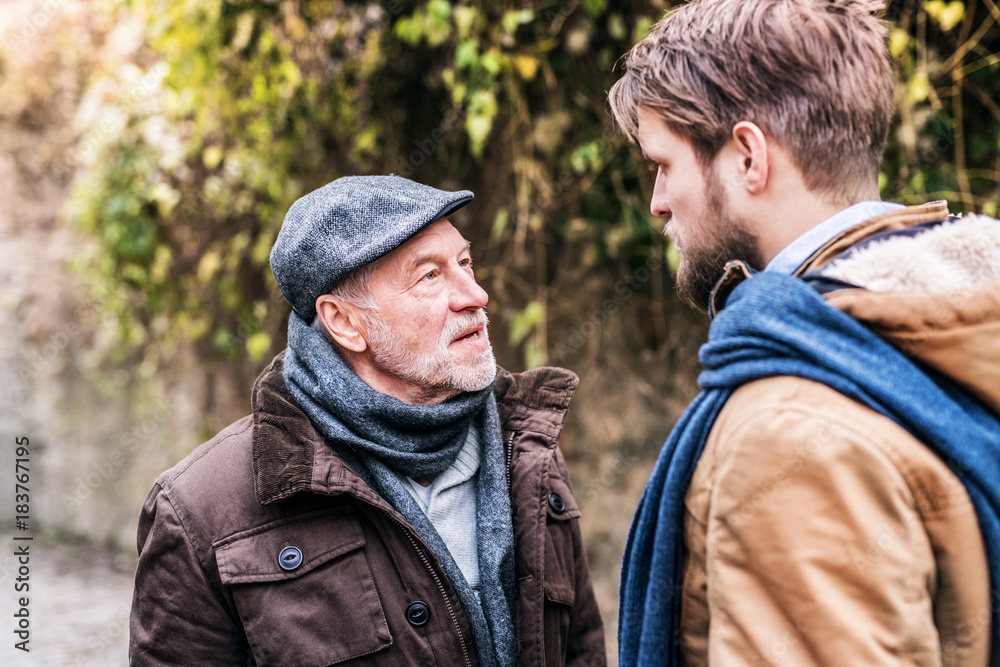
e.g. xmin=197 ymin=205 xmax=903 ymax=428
xmin=650 ymin=173 xmax=671 ymax=218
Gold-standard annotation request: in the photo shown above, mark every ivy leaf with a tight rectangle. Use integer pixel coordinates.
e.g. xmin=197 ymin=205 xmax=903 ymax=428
xmin=502 ymin=9 xmax=534 ymax=34
xmin=424 ymin=0 xmax=453 ymax=46
xmin=509 ymin=300 xmax=545 ymax=346
xmin=925 ymin=0 xmax=965 ymax=32
xmin=523 ymin=338 xmax=547 ymax=370
xmin=197 ymin=251 xmax=222 ymax=283
xmin=582 ymin=0 xmax=607 ymax=18
xmin=466 ymin=89 xmax=498 ymax=157
xmin=453 ymin=6 xmax=478 ymax=37
xmin=467 ymin=114 xmax=493 ymax=156
xmin=490 ymin=207 xmax=509 ymax=244
xmin=480 ymin=48 xmax=503 ymax=76
xmin=245 ymin=331 xmax=271 ymax=361
xmin=889 ymin=28 xmax=910 ymax=60
xmin=202 ymin=145 xmax=223 ymax=169
xmin=907 ymin=73 xmax=931 ymax=104
xmin=632 ymin=17 xmax=653 ymax=44
xmin=512 ymin=54 xmax=539 ymax=80
xmin=393 ymin=16 xmax=423 ymax=45
xmin=455 ymin=39 xmax=478 ymax=69
xmin=607 ymin=13 xmax=626 ymax=41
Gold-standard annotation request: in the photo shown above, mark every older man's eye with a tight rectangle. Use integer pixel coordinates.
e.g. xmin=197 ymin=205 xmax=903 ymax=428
xmin=423 ymin=271 xmax=436 ymax=280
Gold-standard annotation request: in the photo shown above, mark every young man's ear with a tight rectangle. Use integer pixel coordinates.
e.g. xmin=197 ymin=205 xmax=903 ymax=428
xmin=315 ymin=295 xmax=368 ymax=353
xmin=731 ymin=121 xmax=770 ymax=195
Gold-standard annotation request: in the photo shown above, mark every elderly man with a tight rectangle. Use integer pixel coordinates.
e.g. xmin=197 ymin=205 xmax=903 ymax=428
xmin=610 ymin=1 xmax=1000 ymax=666
xmin=129 ymin=175 xmax=606 ymax=666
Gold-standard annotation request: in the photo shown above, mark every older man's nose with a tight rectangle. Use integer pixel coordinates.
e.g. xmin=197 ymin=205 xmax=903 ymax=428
xmin=451 ymin=271 xmax=489 ymax=312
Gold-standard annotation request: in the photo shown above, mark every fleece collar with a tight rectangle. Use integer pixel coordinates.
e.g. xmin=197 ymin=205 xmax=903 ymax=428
xmin=818 ymin=214 xmax=1000 ymax=293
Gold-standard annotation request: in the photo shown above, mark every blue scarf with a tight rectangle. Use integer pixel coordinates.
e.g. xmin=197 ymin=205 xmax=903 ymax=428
xmin=619 ymin=271 xmax=1000 ymax=666
xmin=283 ymin=312 xmax=517 ymax=667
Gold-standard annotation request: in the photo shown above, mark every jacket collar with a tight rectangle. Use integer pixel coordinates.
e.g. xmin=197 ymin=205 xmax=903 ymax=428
xmin=708 ymin=201 xmax=952 ymax=317
xmin=250 ymin=353 xmax=578 ymax=506
xmin=494 ymin=365 xmax=578 ymax=442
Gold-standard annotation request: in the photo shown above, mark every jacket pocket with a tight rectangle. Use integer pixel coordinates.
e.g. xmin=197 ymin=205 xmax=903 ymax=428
xmin=543 ymin=474 xmax=580 ymax=607
xmin=215 ymin=508 xmax=392 ymax=667
xmin=542 ymin=473 xmax=582 ymax=666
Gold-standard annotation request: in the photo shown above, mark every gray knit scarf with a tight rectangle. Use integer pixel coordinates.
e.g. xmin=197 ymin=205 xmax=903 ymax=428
xmin=283 ymin=312 xmax=517 ymax=667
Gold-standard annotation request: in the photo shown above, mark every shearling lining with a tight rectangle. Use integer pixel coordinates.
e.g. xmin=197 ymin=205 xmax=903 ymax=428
xmin=822 ymin=214 xmax=1000 ymax=292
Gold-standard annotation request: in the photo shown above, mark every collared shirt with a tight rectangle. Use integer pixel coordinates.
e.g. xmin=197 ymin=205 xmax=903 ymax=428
xmin=764 ymin=201 xmax=904 ymax=275
xmin=402 ymin=424 xmax=481 ymax=592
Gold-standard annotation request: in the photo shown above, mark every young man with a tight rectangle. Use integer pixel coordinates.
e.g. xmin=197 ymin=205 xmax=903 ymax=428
xmin=609 ymin=1 xmax=1000 ymax=665
xmin=129 ymin=175 xmax=606 ymax=666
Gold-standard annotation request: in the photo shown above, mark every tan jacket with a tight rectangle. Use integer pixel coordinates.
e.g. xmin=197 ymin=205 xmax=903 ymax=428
xmin=130 ymin=356 xmax=606 ymax=666
xmin=680 ymin=202 xmax=1000 ymax=666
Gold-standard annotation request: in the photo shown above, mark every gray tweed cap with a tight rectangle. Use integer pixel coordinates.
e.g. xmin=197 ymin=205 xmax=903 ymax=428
xmin=270 ymin=175 xmax=474 ymax=321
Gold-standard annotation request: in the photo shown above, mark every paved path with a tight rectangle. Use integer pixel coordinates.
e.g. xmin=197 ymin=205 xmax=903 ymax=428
xmin=0 ymin=534 xmax=134 ymax=666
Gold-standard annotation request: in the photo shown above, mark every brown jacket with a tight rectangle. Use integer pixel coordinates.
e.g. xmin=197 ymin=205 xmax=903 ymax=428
xmin=680 ymin=203 xmax=999 ymax=666
xmin=130 ymin=356 xmax=606 ymax=666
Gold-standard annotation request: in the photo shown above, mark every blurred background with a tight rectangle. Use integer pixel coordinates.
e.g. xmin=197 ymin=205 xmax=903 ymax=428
xmin=0 ymin=0 xmax=997 ymax=663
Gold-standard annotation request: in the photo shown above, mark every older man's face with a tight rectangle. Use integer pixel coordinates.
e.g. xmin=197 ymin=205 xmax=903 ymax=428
xmin=361 ymin=218 xmax=496 ymax=404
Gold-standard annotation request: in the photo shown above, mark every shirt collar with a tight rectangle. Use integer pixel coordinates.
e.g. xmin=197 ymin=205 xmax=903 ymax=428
xmin=764 ymin=201 xmax=904 ymax=275
xmin=403 ymin=422 xmax=480 ymax=510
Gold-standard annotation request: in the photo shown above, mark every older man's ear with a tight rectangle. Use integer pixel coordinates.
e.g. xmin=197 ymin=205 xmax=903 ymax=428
xmin=315 ymin=295 xmax=369 ymax=353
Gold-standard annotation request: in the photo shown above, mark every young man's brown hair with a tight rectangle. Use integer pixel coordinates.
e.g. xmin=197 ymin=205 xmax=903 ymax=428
xmin=609 ymin=0 xmax=894 ymax=204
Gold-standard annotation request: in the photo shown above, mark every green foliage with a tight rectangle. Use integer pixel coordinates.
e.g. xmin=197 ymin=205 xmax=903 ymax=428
xmin=924 ymin=1 xmax=965 ymax=32
xmin=508 ymin=300 xmax=547 ymax=370
xmin=881 ymin=0 xmax=1000 ymax=211
xmin=65 ymin=0 xmax=665 ymax=372
xmin=64 ymin=0 xmax=999 ymax=374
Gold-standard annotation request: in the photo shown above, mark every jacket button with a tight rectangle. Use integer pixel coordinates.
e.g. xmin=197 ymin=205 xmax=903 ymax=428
xmin=278 ymin=546 xmax=303 ymax=571
xmin=406 ymin=601 xmax=430 ymax=626
xmin=548 ymin=492 xmax=566 ymax=514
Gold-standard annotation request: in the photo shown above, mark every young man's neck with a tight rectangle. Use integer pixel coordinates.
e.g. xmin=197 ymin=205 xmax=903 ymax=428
xmin=751 ymin=177 xmax=880 ymax=267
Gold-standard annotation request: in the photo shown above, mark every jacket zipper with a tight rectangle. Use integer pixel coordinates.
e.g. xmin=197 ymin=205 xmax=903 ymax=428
xmin=504 ymin=431 xmax=516 ymax=492
xmin=384 ymin=430 xmax=519 ymax=667
xmin=389 ymin=514 xmax=474 ymax=667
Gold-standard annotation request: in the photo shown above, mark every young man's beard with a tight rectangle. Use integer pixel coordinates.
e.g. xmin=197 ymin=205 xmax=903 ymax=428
xmin=674 ymin=173 xmax=764 ymax=312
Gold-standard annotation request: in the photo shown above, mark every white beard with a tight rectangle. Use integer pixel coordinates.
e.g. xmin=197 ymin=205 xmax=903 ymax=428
xmin=363 ymin=308 xmax=497 ymax=398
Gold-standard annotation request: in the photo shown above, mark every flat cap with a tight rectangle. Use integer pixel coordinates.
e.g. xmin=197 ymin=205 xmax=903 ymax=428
xmin=270 ymin=175 xmax=474 ymax=320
